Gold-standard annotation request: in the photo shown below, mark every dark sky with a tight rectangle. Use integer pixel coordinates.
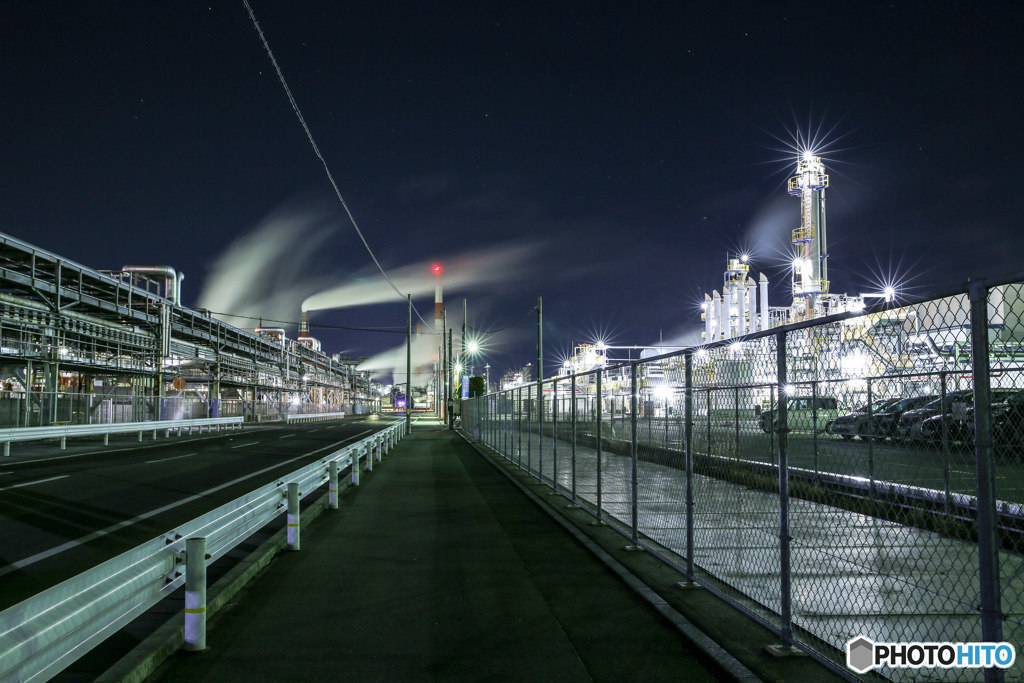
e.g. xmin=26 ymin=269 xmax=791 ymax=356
xmin=2 ymin=1 xmax=1023 ymax=379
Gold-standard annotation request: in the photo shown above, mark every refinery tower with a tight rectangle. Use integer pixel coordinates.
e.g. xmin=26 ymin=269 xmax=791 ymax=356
xmin=788 ymin=151 xmax=830 ymax=321
xmin=702 ymin=151 xmax=863 ymax=342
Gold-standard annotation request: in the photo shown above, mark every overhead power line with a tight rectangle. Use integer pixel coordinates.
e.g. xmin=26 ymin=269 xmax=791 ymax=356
xmin=241 ymin=0 xmax=437 ymax=333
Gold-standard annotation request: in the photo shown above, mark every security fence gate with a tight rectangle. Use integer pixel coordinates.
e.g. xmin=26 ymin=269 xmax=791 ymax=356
xmin=463 ymin=273 xmax=1024 ymax=682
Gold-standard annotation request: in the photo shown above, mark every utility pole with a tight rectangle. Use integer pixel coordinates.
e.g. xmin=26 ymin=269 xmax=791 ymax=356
xmin=447 ymin=329 xmax=454 ymax=429
xmin=537 ymin=297 xmax=543 ymax=383
xmin=442 ymin=307 xmax=447 ymax=424
xmin=406 ymin=294 xmax=412 ymax=432
xmin=462 ymin=298 xmax=467 ymax=390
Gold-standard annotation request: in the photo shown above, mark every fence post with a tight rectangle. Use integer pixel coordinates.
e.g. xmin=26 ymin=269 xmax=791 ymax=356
xmin=811 ymin=380 xmax=819 ymax=473
xmin=329 ymin=460 xmax=339 ymax=509
xmin=734 ymin=385 xmax=740 ymax=460
xmin=517 ymin=387 xmax=523 ymax=468
xmin=351 ymin=450 xmax=361 ymax=486
xmin=571 ymin=376 xmax=577 ymax=504
xmin=287 ymin=482 xmax=300 ymax=551
xmin=527 ymin=386 xmax=533 ymax=476
xmin=969 ymin=281 xmax=1004 ymax=671
xmin=596 ymin=369 xmax=603 ymax=524
xmin=184 ymin=537 xmax=207 ymax=651
xmin=770 ymin=330 xmax=796 ymax=654
xmin=538 ymin=380 xmax=544 ymax=483
xmin=684 ymin=352 xmax=696 ymax=583
xmin=552 ymin=377 xmax=558 ymax=491
xmin=941 ymin=374 xmax=951 ymax=516
xmin=627 ymin=363 xmax=640 ymax=549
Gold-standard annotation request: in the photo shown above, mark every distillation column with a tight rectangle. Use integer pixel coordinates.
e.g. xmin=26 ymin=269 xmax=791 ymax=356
xmin=788 ymin=152 xmax=830 ymax=319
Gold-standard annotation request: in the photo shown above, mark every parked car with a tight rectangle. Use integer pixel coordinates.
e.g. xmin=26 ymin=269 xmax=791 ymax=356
xmin=868 ymin=394 xmax=936 ymax=440
xmin=896 ymin=390 xmax=973 ymax=443
xmin=919 ymin=388 xmax=1021 ymax=445
xmin=826 ymin=397 xmax=900 ymax=440
xmin=759 ymin=396 xmax=844 ymax=434
xmin=994 ymin=389 xmax=1024 ymax=455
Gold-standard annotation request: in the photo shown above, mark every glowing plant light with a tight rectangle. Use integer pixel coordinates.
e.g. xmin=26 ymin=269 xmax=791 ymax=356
xmin=783 ymin=384 xmax=796 ymax=397
xmin=432 ymin=263 xmax=443 ymax=275
xmin=653 ymin=385 xmax=673 ymax=401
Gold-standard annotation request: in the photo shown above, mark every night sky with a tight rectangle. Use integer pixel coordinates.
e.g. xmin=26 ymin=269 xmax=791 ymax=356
xmin=2 ymin=2 xmax=1023 ymax=380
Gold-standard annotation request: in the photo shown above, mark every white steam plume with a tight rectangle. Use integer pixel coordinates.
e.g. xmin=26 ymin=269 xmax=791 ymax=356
xmin=357 ymin=334 xmax=441 ymax=386
xmin=197 ymin=208 xmax=336 ymax=329
xmin=302 ymin=242 xmax=539 ymax=312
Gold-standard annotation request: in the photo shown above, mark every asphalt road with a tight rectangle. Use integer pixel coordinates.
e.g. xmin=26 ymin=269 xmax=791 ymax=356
xmin=0 ymin=416 xmax=399 ymax=609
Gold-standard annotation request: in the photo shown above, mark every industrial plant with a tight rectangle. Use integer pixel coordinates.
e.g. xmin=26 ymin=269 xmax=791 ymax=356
xmin=0 ymin=233 xmax=380 ymax=428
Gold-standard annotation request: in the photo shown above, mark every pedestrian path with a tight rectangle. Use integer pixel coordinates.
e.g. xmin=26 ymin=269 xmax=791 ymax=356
xmin=147 ymin=422 xmax=726 ymax=681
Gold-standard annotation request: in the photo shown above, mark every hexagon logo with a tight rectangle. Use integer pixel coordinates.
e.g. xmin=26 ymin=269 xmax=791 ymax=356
xmin=847 ymin=636 xmax=876 ymax=673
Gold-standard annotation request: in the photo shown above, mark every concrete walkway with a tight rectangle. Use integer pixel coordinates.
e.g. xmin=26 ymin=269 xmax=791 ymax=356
xmin=147 ymin=421 xmax=727 ymax=681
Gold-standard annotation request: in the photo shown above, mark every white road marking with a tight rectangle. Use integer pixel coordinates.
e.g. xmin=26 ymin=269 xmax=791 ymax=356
xmin=278 ymin=434 xmax=296 ymax=439
xmin=146 ymin=453 xmax=196 ymax=464
xmin=0 ymin=429 xmax=375 ymax=575
xmin=0 ymin=475 xmax=70 ymax=491
xmin=230 ymin=441 xmax=262 ymax=449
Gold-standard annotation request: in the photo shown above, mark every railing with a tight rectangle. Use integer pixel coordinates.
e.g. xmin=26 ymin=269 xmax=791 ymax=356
xmin=0 ymin=391 xmax=379 ymax=428
xmin=0 ymin=420 xmax=407 ymax=682
xmin=285 ymin=412 xmax=346 ymax=423
xmin=0 ymin=416 xmax=244 ymax=455
xmin=463 ymin=272 xmax=1024 ymax=680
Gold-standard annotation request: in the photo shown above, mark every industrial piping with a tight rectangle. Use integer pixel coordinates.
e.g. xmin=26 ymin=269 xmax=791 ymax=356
xmin=121 ymin=265 xmax=183 ymax=306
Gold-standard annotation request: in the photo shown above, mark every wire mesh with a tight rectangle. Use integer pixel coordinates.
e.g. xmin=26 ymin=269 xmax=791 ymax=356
xmin=462 ymin=276 xmax=1024 ymax=678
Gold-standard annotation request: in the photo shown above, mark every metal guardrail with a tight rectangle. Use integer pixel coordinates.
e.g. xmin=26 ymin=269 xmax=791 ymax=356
xmin=0 ymin=416 xmax=245 ymax=456
xmin=284 ymin=412 xmax=346 ymax=423
xmin=0 ymin=420 xmax=406 ymax=682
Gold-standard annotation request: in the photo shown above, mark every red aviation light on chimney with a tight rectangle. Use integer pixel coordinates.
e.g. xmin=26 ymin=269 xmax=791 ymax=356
xmin=432 ymin=263 xmax=443 ymax=275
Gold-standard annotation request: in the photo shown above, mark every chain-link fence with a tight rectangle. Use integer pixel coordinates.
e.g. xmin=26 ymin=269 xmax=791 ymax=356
xmin=0 ymin=392 xmax=379 ymax=427
xmin=462 ymin=275 xmax=1024 ymax=680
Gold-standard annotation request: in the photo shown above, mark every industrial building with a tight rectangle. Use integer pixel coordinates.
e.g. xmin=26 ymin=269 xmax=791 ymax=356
xmin=0 ymin=232 xmax=378 ymax=427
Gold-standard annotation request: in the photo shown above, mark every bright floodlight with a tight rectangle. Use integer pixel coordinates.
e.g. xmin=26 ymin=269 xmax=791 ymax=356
xmin=454 ymin=363 xmax=463 ymax=375
xmin=883 ymin=286 xmax=896 ymax=302
xmin=653 ymin=385 xmax=672 ymax=401
xmin=595 ymin=340 xmax=607 ymax=350
xmin=467 ymin=340 xmax=480 ymax=354
xmin=802 ymin=150 xmax=814 ymax=162
xmin=784 ymin=384 xmax=796 ymax=396
xmin=740 ymin=253 xmax=749 ymax=263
